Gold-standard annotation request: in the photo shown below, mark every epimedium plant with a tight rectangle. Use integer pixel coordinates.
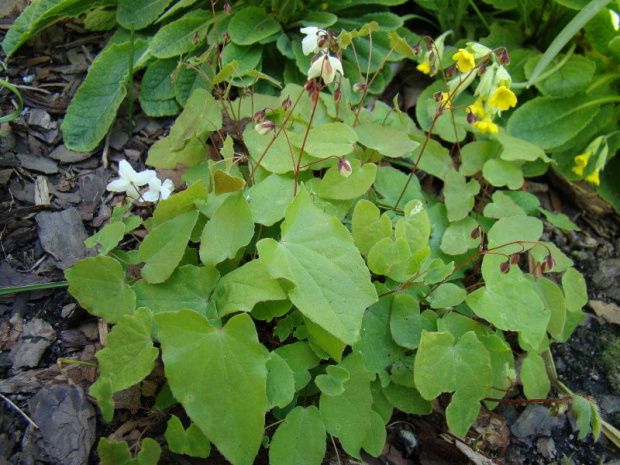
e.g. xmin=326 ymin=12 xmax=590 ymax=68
xmin=59 ymin=20 xmax=603 ymax=465
xmin=410 ymin=0 xmax=620 ymax=211
xmin=2 ymin=0 xmax=417 ymax=153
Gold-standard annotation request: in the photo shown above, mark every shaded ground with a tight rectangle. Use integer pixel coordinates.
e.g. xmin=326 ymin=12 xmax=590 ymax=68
xmin=1 ymin=10 xmax=619 ymax=465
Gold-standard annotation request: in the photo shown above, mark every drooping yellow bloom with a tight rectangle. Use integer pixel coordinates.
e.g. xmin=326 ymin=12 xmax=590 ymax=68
xmin=488 ymin=86 xmax=517 ymax=111
xmin=417 ymin=62 xmax=431 ymax=74
xmin=571 ymin=152 xmax=591 ymax=176
xmin=473 ymin=119 xmax=499 ymax=134
xmin=440 ymin=92 xmax=452 ymax=108
xmin=453 ymin=48 xmax=475 ymax=73
xmin=468 ymin=98 xmax=487 ymax=118
xmin=585 ymin=169 xmax=600 ymax=185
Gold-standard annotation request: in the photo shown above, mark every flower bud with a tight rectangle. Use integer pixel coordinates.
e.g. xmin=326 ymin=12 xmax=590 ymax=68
xmin=497 ymin=49 xmax=510 ymax=65
xmin=222 ymin=31 xmax=231 ymax=44
xmin=429 ymin=65 xmax=436 ymax=75
xmin=425 ymin=42 xmax=433 ymax=51
xmin=541 ymin=254 xmax=556 ymax=272
xmin=428 ymin=51 xmax=435 ymax=61
xmin=304 ymin=80 xmax=316 ymax=92
xmin=470 ymin=225 xmax=482 ymax=240
xmin=433 ymin=91 xmax=443 ymax=102
xmin=478 ymin=64 xmax=487 ymax=76
xmin=446 ymin=65 xmax=457 ymax=79
xmin=192 ymin=33 xmax=201 ymax=46
xmin=223 ymin=2 xmax=232 ymax=14
xmin=338 ymin=158 xmax=352 ymax=178
xmin=412 ymin=44 xmax=421 ymax=56
xmin=509 ymin=253 xmax=520 ymax=265
xmin=282 ymin=95 xmax=292 ymax=112
xmin=466 ymin=112 xmax=478 ymax=124
xmin=255 ymin=120 xmax=276 ymax=135
xmin=253 ymin=109 xmax=266 ymax=123
xmin=333 ymin=89 xmax=342 ymax=102
xmin=499 ymin=260 xmax=511 ymax=274
xmin=352 ymin=82 xmax=366 ymax=93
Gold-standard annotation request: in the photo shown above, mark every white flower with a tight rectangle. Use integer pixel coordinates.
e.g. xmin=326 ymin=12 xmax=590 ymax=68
xmin=142 ymin=177 xmax=174 ymax=202
xmin=307 ymin=54 xmax=344 ymax=83
xmin=255 ymin=120 xmax=276 ymax=135
xmin=338 ymin=158 xmax=352 ymax=178
xmin=301 ymin=26 xmax=328 ymax=55
xmin=106 ymin=160 xmax=156 ymax=199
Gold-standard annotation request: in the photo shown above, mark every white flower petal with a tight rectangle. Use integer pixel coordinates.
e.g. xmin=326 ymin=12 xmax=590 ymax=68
xmin=307 ymin=54 xmax=344 ymax=83
xmin=133 ymin=169 xmax=157 ymax=186
xmin=160 ymin=179 xmax=174 ymax=200
xmin=141 ymin=189 xmax=159 ymax=202
xmin=106 ymin=179 xmax=131 ymax=192
xmin=117 ymin=160 xmax=136 ymax=181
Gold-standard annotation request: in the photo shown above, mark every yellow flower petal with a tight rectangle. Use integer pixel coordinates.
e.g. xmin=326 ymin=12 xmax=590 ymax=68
xmin=488 ymin=86 xmax=517 ymax=111
xmin=574 ymin=153 xmax=590 ymax=168
xmin=572 ymin=165 xmax=585 ymax=176
xmin=468 ymin=98 xmax=486 ymax=118
xmin=417 ymin=62 xmax=431 ymax=74
xmin=453 ymin=48 xmax=475 ymax=73
xmin=585 ymin=169 xmax=600 ymax=186
xmin=441 ymin=92 xmax=452 ymax=108
xmin=473 ymin=119 xmax=499 ymax=134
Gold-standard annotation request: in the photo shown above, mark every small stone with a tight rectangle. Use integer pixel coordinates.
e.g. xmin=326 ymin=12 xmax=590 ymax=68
xmin=8 ymin=318 xmax=55 ymax=369
xmin=510 ymin=404 xmax=553 ymax=438
xmin=48 ymin=145 xmax=94 ymax=163
xmin=16 ymin=153 xmax=58 ymax=174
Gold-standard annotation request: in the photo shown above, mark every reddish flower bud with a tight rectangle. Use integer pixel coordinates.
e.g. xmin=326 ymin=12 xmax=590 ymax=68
xmin=338 ymin=158 xmax=352 ymax=178
xmin=429 ymin=51 xmax=435 ymax=61
xmin=255 ymin=120 xmax=276 ymax=135
xmin=317 ymin=35 xmax=328 ymax=49
xmin=282 ymin=95 xmax=292 ymax=112
xmin=352 ymin=82 xmax=366 ymax=93
xmin=478 ymin=64 xmax=487 ymax=76
xmin=429 ymin=65 xmax=436 ymax=75
xmin=425 ymin=42 xmax=433 ymax=51
xmin=509 ymin=253 xmax=520 ymax=265
xmin=191 ymin=33 xmax=201 ymax=46
xmin=304 ymin=80 xmax=315 ymax=91
xmin=253 ymin=109 xmax=266 ymax=123
xmin=499 ymin=260 xmax=511 ymax=274
xmin=433 ymin=91 xmax=443 ymax=102
xmin=412 ymin=44 xmax=422 ymax=56
xmin=497 ymin=49 xmax=510 ymax=65
xmin=470 ymin=226 xmax=482 ymax=240
xmin=222 ymin=31 xmax=231 ymax=44
xmin=466 ymin=112 xmax=478 ymax=124
xmin=446 ymin=65 xmax=457 ymax=79
xmin=223 ymin=2 xmax=232 ymax=14
xmin=541 ymin=254 xmax=556 ymax=272
xmin=333 ymin=89 xmax=342 ymax=102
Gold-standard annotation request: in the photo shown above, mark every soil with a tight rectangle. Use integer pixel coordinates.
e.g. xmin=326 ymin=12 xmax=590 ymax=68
xmin=1 ymin=9 xmax=619 ymax=465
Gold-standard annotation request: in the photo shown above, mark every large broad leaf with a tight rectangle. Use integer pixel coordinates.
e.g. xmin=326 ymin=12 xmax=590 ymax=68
xmin=270 ymin=406 xmax=326 ymax=465
xmin=90 ymin=308 xmax=158 ymax=421
xmin=228 ymin=7 xmax=282 ymax=45
xmin=154 ymin=311 xmax=268 ymax=465
xmin=506 ymin=95 xmax=601 ymax=151
xmin=139 ymin=59 xmax=180 ymax=117
xmin=467 ymin=255 xmax=549 ymax=349
xmin=414 ymin=331 xmax=492 ymax=437
xmin=354 ymin=123 xmax=419 ymax=158
xmin=65 ymin=256 xmax=136 ymax=324
xmin=2 ymin=0 xmax=110 ymax=57
xmin=61 ymin=38 xmax=150 ymax=151
xmin=257 ymin=189 xmax=377 ymax=344
xmin=444 ymin=171 xmax=479 ymax=222
xmin=211 ymin=259 xmax=287 ymax=317
xmin=117 ymin=0 xmax=174 ymax=30
xmin=319 ymin=352 xmax=386 ymax=458
xmin=133 ymin=265 xmax=219 ymax=315
xmin=317 ymin=160 xmax=377 ymax=200
xmin=139 ymin=211 xmax=199 ymax=283
xmin=199 ymin=192 xmax=254 ymax=266
xmin=149 ymin=9 xmax=213 ymax=58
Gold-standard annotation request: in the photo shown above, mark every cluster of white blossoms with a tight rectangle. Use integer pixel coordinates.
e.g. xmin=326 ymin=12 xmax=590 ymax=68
xmin=301 ymin=26 xmax=344 ymax=83
xmin=106 ymin=160 xmax=174 ymax=202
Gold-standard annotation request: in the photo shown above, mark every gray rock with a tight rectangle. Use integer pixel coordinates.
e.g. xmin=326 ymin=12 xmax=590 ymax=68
xmin=28 ymin=383 xmax=96 ymax=465
xmin=510 ymin=404 xmax=554 ymax=438
xmin=8 ymin=318 xmax=55 ymax=369
xmin=16 ymin=153 xmax=58 ymax=175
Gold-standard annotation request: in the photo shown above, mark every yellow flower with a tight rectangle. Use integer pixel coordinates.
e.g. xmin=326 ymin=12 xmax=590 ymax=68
xmin=585 ymin=169 xmax=600 ymax=185
xmin=473 ymin=119 xmax=499 ymax=134
xmin=440 ymin=92 xmax=452 ymax=108
xmin=488 ymin=86 xmax=517 ymax=111
xmin=468 ymin=98 xmax=486 ymax=118
xmin=417 ymin=62 xmax=431 ymax=74
xmin=571 ymin=152 xmax=590 ymax=176
xmin=453 ymin=48 xmax=475 ymax=73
